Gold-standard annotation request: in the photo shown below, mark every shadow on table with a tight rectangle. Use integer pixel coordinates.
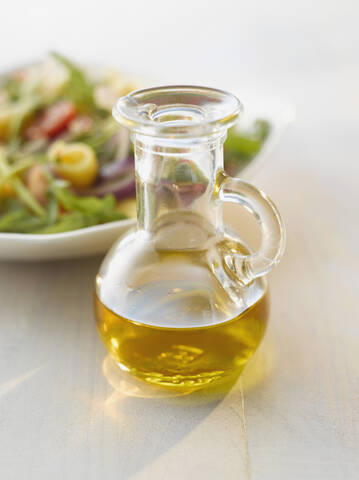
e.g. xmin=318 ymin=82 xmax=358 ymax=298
xmin=98 ymin=340 xmax=276 ymax=479
xmin=100 ymin=355 xmax=238 ymax=479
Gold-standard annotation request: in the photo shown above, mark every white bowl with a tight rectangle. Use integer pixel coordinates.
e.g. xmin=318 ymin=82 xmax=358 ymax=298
xmin=0 ymin=218 xmax=136 ymax=261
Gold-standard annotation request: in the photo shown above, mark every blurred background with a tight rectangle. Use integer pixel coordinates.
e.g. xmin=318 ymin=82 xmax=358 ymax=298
xmin=1 ymin=1 xmax=358 ymax=479
xmin=1 ymin=0 xmax=357 ymax=102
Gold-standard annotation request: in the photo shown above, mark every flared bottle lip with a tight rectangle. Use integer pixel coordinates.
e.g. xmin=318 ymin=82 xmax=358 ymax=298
xmin=113 ymin=85 xmax=242 ymax=138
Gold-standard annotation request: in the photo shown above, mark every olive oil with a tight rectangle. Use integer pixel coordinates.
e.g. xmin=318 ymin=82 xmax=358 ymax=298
xmin=95 ymin=238 xmax=269 ymax=389
xmin=95 ymin=293 xmax=267 ymax=389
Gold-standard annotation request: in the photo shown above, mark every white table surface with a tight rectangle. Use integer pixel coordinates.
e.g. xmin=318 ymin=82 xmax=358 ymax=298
xmin=1 ymin=1 xmax=358 ymax=479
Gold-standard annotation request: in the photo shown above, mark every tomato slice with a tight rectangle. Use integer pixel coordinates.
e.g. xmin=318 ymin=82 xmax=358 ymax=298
xmin=26 ymin=101 xmax=76 ymax=139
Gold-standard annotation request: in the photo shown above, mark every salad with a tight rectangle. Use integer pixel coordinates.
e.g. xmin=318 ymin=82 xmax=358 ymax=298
xmin=0 ymin=53 xmax=270 ymax=234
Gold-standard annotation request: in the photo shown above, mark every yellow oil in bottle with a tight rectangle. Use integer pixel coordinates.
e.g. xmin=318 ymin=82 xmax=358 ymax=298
xmin=95 ymin=242 xmax=269 ymax=389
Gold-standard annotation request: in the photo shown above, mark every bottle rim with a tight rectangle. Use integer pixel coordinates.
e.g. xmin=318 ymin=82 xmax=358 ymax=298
xmin=113 ymin=85 xmax=242 ymax=138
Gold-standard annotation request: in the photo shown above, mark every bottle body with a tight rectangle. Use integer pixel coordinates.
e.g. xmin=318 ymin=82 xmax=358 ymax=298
xmin=95 ymin=210 xmax=268 ymax=389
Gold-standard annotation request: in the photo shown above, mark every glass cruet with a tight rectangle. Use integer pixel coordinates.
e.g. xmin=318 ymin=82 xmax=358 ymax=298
xmin=94 ymin=86 xmax=285 ymax=389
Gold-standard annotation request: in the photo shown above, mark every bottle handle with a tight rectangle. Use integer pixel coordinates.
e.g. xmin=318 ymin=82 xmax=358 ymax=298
xmin=218 ymin=172 xmax=286 ymax=283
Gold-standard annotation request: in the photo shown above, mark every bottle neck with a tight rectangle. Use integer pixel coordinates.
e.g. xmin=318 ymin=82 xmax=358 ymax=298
xmin=134 ymin=133 xmax=225 ymax=245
